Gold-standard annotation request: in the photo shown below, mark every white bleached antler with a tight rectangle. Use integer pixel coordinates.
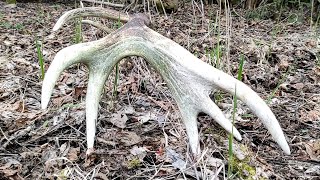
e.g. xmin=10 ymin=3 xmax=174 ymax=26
xmin=42 ymin=7 xmax=290 ymax=156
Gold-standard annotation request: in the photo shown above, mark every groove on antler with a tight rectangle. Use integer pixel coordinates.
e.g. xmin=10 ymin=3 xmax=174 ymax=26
xmin=42 ymin=7 xmax=290 ymax=156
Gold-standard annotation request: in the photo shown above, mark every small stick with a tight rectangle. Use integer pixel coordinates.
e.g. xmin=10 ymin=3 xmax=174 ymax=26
xmin=81 ymin=0 xmax=125 ymax=8
xmin=82 ymin=20 xmax=113 ymax=33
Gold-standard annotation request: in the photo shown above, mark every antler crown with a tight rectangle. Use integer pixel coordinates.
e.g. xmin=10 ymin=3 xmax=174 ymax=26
xmin=42 ymin=7 xmax=291 ymax=156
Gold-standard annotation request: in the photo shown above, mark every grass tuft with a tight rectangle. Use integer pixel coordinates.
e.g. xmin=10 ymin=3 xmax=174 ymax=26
xmin=228 ymin=53 xmax=244 ymax=177
xmin=36 ymin=37 xmax=45 ymax=80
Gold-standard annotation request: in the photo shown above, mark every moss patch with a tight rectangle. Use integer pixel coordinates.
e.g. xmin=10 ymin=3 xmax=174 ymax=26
xmin=6 ymin=0 xmax=16 ymax=4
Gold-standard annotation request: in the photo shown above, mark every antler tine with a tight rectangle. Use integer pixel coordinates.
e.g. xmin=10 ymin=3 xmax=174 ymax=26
xmin=197 ymin=66 xmax=291 ymax=155
xmin=219 ymin=78 xmax=291 ymax=155
xmin=41 ymin=39 xmax=105 ymax=109
xmin=86 ymin=69 xmax=109 ymax=152
xmin=42 ymin=44 xmax=87 ymax=109
xmin=202 ymin=98 xmax=242 ymax=141
xmin=178 ymin=107 xmax=201 ymax=155
xmin=143 ymin=28 xmax=291 ymax=155
xmin=53 ymin=7 xmax=130 ymax=31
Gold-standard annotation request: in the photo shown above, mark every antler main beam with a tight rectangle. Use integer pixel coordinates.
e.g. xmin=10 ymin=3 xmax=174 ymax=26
xmin=42 ymin=7 xmax=290 ymax=156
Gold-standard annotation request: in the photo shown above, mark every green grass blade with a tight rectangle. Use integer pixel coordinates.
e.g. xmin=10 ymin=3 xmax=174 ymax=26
xmin=228 ymin=53 xmax=244 ymax=177
xmin=36 ymin=37 xmax=45 ymax=80
xmin=237 ymin=54 xmax=244 ymax=80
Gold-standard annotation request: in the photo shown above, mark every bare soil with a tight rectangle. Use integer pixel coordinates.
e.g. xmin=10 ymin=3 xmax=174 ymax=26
xmin=0 ymin=1 xmax=319 ymax=179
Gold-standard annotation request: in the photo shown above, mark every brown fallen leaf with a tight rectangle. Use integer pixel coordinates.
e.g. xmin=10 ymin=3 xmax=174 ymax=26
xmin=118 ymin=131 xmax=141 ymax=146
xmin=138 ymin=111 xmax=157 ymax=124
xmin=0 ymin=158 xmax=22 ymax=179
xmin=74 ymin=86 xmax=86 ymax=99
xmin=108 ymin=111 xmax=128 ymax=128
xmin=97 ymin=137 xmax=118 ymax=146
xmin=0 ymin=56 xmax=9 ymax=68
xmin=130 ymin=146 xmax=148 ymax=160
xmin=44 ymin=150 xmax=60 ymax=173
xmin=305 ymin=140 xmax=320 ymax=162
xmin=315 ymin=66 xmax=320 ymax=77
xmin=84 ymin=153 xmax=96 ymax=167
xmin=122 ymin=105 xmax=135 ymax=114
xmin=94 ymin=173 xmax=109 ymax=180
xmin=52 ymin=95 xmax=73 ymax=107
xmin=68 ymin=147 xmax=80 ymax=162
xmin=300 ymin=108 xmax=320 ymax=122
xmin=59 ymin=143 xmax=69 ymax=157
xmin=291 ymin=83 xmax=304 ymax=90
xmin=277 ymin=55 xmax=290 ymax=71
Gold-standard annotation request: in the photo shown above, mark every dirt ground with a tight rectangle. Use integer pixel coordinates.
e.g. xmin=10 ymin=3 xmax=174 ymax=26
xmin=0 ymin=1 xmax=319 ymax=179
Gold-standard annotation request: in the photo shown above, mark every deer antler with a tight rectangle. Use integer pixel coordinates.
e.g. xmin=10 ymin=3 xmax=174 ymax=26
xmin=42 ymin=7 xmax=290 ymax=156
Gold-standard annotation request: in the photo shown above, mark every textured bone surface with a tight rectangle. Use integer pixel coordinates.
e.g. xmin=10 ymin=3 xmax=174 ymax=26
xmin=41 ymin=7 xmax=291 ymax=156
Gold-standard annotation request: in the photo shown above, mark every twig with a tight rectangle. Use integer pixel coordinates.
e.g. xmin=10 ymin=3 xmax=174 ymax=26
xmin=82 ymin=20 xmax=113 ymax=33
xmin=0 ymin=126 xmax=9 ymax=142
xmin=2 ymin=125 xmax=32 ymax=148
xmin=81 ymin=0 xmax=125 ymax=8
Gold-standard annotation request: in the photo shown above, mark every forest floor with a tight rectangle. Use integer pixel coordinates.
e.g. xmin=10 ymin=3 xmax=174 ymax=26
xmin=0 ymin=1 xmax=319 ymax=179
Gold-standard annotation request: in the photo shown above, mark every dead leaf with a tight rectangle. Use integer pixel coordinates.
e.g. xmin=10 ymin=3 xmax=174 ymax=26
xmin=291 ymin=83 xmax=304 ymax=90
xmin=108 ymin=111 xmax=128 ymax=128
xmin=0 ymin=77 xmax=20 ymax=98
xmin=68 ymin=147 xmax=80 ymax=162
xmin=3 ymin=40 xmax=13 ymax=46
xmin=305 ymin=165 xmax=320 ymax=175
xmin=74 ymin=86 xmax=86 ymax=99
xmin=147 ymin=96 xmax=170 ymax=110
xmin=0 ymin=158 xmax=22 ymax=178
xmin=276 ymin=55 xmax=290 ymax=71
xmin=305 ymin=39 xmax=317 ymax=48
xmin=20 ymin=151 xmax=41 ymax=159
xmin=305 ymin=140 xmax=320 ymax=161
xmin=300 ymin=109 xmax=320 ymax=122
xmin=84 ymin=153 xmax=96 ymax=167
xmin=52 ymin=95 xmax=73 ymax=107
xmin=59 ymin=143 xmax=69 ymax=157
xmin=130 ymin=146 xmax=148 ymax=160
xmin=138 ymin=111 xmax=157 ymax=124
xmin=4 ymin=4 xmax=17 ymax=8
xmin=198 ymin=28 xmax=207 ymax=33
xmin=97 ymin=137 xmax=117 ymax=146
xmin=15 ymin=118 xmax=30 ymax=128
xmin=119 ymin=131 xmax=141 ymax=146
xmin=315 ymin=66 xmax=320 ymax=77
xmin=122 ymin=106 xmax=135 ymax=114
xmin=94 ymin=173 xmax=109 ymax=180
xmin=224 ymin=141 xmax=247 ymax=160
xmin=166 ymin=148 xmax=186 ymax=170
xmin=0 ymin=56 xmax=9 ymax=68
xmin=206 ymin=156 xmax=224 ymax=168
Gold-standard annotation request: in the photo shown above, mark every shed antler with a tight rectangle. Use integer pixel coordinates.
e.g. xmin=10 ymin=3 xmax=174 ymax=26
xmin=42 ymin=7 xmax=291 ymax=156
